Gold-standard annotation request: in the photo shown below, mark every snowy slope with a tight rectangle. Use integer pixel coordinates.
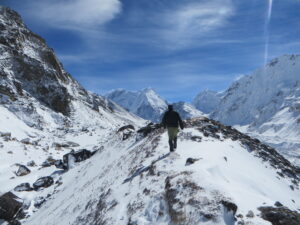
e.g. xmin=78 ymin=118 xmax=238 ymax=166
xmin=106 ymin=88 xmax=205 ymax=122
xmin=22 ymin=118 xmax=300 ymax=225
xmin=0 ymin=6 xmax=145 ymax=221
xmin=193 ymin=90 xmax=224 ymax=114
xmin=193 ymin=55 xmax=300 ymax=166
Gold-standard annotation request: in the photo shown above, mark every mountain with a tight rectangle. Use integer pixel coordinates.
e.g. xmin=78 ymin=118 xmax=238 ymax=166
xmin=106 ymin=88 xmax=168 ymax=122
xmin=193 ymin=90 xmax=223 ymax=114
xmin=106 ymin=88 xmax=205 ymax=122
xmin=193 ymin=55 xmax=300 ymax=166
xmin=23 ymin=118 xmax=300 ymax=225
xmin=1 ymin=6 xmax=300 ymax=225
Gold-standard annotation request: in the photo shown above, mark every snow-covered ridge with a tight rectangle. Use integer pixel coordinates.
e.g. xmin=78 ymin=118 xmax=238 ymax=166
xmin=23 ymin=117 xmax=300 ymax=225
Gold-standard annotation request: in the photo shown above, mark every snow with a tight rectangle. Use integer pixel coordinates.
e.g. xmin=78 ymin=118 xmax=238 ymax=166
xmin=193 ymin=55 xmax=300 ymax=166
xmin=106 ymin=88 xmax=205 ymax=122
xmin=22 ymin=126 xmax=299 ymax=225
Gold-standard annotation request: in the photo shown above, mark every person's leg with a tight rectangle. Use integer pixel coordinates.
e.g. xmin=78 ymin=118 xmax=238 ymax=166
xmin=167 ymin=127 xmax=175 ymax=152
xmin=173 ymin=128 xmax=179 ymax=149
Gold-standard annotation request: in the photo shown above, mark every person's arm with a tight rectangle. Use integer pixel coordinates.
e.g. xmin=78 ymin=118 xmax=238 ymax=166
xmin=177 ymin=113 xmax=184 ymax=130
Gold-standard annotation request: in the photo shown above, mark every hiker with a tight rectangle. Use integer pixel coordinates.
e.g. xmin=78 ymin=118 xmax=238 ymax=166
xmin=162 ymin=105 xmax=184 ymax=152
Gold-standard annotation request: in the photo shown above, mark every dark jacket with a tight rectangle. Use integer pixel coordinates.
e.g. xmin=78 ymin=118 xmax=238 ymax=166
xmin=162 ymin=110 xmax=184 ymax=129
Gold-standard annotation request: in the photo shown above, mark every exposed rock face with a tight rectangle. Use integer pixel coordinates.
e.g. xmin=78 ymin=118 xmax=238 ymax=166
xmin=0 ymin=6 xmax=73 ymax=115
xmin=63 ymin=149 xmax=93 ymax=169
xmin=259 ymin=206 xmax=300 ymax=225
xmin=0 ymin=192 xmax=23 ymax=221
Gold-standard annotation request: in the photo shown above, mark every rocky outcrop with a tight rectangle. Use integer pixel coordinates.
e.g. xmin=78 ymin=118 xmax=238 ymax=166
xmin=14 ymin=183 xmax=33 ymax=192
xmin=259 ymin=206 xmax=300 ymax=225
xmin=0 ymin=192 xmax=23 ymax=221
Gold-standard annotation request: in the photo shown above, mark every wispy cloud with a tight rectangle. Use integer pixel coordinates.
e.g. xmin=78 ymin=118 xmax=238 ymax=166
xmin=28 ymin=0 xmax=122 ymax=30
xmin=161 ymin=0 xmax=235 ymax=49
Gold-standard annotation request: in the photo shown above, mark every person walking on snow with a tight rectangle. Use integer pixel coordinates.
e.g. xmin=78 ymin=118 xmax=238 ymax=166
xmin=162 ymin=105 xmax=184 ymax=152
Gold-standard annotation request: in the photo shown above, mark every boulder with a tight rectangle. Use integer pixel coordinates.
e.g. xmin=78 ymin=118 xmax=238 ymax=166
xmin=26 ymin=160 xmax=36 ymax=167
xmin=33 ymin=176 xmax=54 ymax=190
xmin=185 ymin=158 xmax=200 ymax=166
xmin=0 ymin=132 xmax=11 ymax=138
xmin=41 ymin=156 xmax=56 ymax=167
xmin=0 ymin=192 xmax=23 ymax=221
xmin=15 ymin=165 xmax=30 ymax=176
xmin=20 ymin=138 xmax=31 ymax=144
xmin=259 ymin=206 xmax=300 ymax=225
xmin=63 ymin=149 xmax=92 ymax=169
xmin=14 ymin=183 xmax=33 ymax=192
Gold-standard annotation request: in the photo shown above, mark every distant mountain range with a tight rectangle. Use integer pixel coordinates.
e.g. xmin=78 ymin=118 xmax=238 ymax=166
xmin=106 ymin=88 xmax=204 ymax=122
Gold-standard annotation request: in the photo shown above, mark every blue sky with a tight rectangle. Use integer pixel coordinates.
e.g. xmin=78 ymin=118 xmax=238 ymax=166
xmin=2 ymin=0 xmax=300 ymax=102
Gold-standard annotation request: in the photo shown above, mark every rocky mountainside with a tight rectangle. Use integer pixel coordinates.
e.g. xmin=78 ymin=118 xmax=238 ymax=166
xmin=106 ymin=88 xmax=205 ymax=122
xmin=1 ymin=6 xmax=300 ymax=225
xmin=193 ymin=55 xmax=300 ymax=166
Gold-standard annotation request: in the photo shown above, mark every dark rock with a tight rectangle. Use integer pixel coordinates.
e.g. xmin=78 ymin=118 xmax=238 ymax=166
xmin=0 ymin=192 xmax=23 ymax=221
xmin=137 ymin=123 xmax=164 ymax=137
xmin=246 ymin=210 xmax=254 ymax=218
xmin=15 ymin=165 xmax=30 ymax=176
xmin=190 ymin=136 xmax=202 ymax=142
xmin=54 ymin=159 xmax=65 ymax=169
xmin=0 ymin=132 xmax=11 ymax=137
xmin=259 ymin=206 xmax=300 ymax=225
xmin=26 ymin=160 xmax=36 ymax=167
xmin=221 ymin=200 xmax=238 ymax=214
xmin=20 ymin=138 xmax=31 ymax=144
xmin=41 ymin=156 xmax=56 ymax=167
xmin=63 ymin=149 xmax=92 ymax=169
xmin=14 ymin=183 xmax=32 ymax=192
xmin=185 ymin=158 xmax=200 ymax=166
xmin=274 ymin=201 xmax=283 ymax=207
xmin=117 ymin=125 xmax=135 ymax=132
xmin=52 ymin=141 xmax=80 ymax=149
xmin=33 ymin=176 xmax=54 ymax=190
xmin=34 ymin=196 xmax=46 ymax=208
xmin=8 ymin=220 xmax=21 ymax=225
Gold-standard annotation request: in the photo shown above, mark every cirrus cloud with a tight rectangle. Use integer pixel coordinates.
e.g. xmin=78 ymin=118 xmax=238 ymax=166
xmin=29 ymin=0 xmax=122 ymax=30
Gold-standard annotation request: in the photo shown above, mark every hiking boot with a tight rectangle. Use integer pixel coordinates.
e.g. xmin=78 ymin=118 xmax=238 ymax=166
xmin=173 ymin=138 xmax=177 ymax=149
xmin=169 ymin=140 xmax=174 ymax=152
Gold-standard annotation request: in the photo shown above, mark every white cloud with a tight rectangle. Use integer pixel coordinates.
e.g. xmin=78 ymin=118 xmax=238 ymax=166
xmin=30 ymin=0 xmax=121 ymax=29
xmin=162 ymin=0 xmax=234 ymax=49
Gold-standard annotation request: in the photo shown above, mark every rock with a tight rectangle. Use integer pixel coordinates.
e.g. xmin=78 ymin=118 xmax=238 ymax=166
xmin=274 ymin=201 xmax=283 ymax=207
xmin=15 ymin=165 xmax=30 ymax=176
xmin=63 ymin=149 xmax=92 ymax=169
xmin=41 ymin=156 xmax=56 ymax=167
xmin=34 ymin=196 xmax=46 ymax=208
xmin=26 ymin=160 xmax=36 ymax=167
xmin=246 ymin=210 xmax=254 ymax=218
xmin=0 ymin=132 xmax=11 ymax=137
xmin=117 ymin=125 xmax=135 ymax=132
xmin=20 ymin=138 xmax=31 ymax=144
xmin=221 ymin=200 xmax=238 ymax=214
xmin=137 ymin=123 xmax=164 ymax=137
xmin=0 ymin=192 xmax=23 ymax=221
xmin=8 ymin=220 xmax=21 ymax=225
xmin=54 ymin=159 xmax=65 ymax=169
xmin=190 ymin=136 xmax=202 ymax=142
xmin=14 ymin=183 xmax=33 ymax=192
xmin=185 ymin=158 xmax=200 ymax=166
xmin=259 ymin=206 xmax=300 ymax=225
xmin=33 ymin=176 xmax=54 ymax=190
xmin=52 ymin=141 xmax=80 ymax=149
